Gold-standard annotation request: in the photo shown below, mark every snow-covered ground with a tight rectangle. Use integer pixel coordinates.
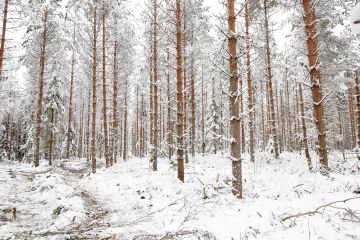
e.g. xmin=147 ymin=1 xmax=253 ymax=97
xmin=1 ymin=152 xmax=360 ymax=239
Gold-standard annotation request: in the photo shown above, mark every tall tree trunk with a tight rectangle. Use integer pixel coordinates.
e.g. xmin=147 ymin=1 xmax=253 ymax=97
xmin=245 ymin=1 xmax=254 ymax=162
xmin=91 ymin=6 xmax=98 ymax=173
xmin=140 ymin=94 xmax=144 ymax=158
xmin=151 ymin=0 xmax=158 ymax=171
xmin=167 ymin=49 xmax=172 ymax=159
xmin=78 ymin=99 xmax=84 ymax=159
xmin=86 ymin=88 xmax=91 ymax=161
xmin=111 ymin=36 xmax=118 ymax=165
xmin=102 ymin=9 xmax=110 ymax=167
xmin=264 ymin=0 xmax=279 ymax=159
xmin=299 ymin=83 xmax=312 ymax=171
xmin=348 ymin=86 xmax=356 ymax=149
xmin=123 ymin=78 xmax=128 ymax=161
xmin=354 ymin=71 xmax=360 ymax=158
xmin=190 ymin=32 xmax=196 ymax=158
xmin=0 ymin=0 xmax=9 ymax=79
xmin=183 ymin=0 xmax=189 ymax=163
xmin=176 ymin=0 xmax=184 ymax=182
xmin=228 ymin=0 xmax=242 ymax=198
xmin=302 ymin=0 xmax=329 ymax=170
xmin=66 ymin=28 xmax=76 ymax=160
xmin=48 ymin=108 xmax=54 ymax=165
xmin=201 ymin=64 xmax=205 ymax=154
xmin=34 ymin=11 xmax=48 ymax=167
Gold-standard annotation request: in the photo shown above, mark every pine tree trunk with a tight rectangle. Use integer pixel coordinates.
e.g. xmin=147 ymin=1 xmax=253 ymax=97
xmin=34 ymin=11 xmax=48 ymax=167
xmin=102 ymin=10 xmax=110 ymax=167
xmin=201 ymin=64 xmax=205 ymax=154
xmin=176 ymin=0 xmax=184 ymax=182
xmin=299 ymin=83 xmax=312 ymax=171
xmin=228 ymin=0 xmax=242 ymax=198
xmin=48 ymin=108 xmax=54 ymax=166
xmin=78 ymin=99 xmax=84 ymax=159
xmin=302 ymin=0 xmax=329 ymax=170
xmin=182 ymin=1 xmax=189 ymax=164
xmin=151 ymin=0 xmax=158 ymax=171
xmin=190 ymin=32 xmax=196 ymax=158
xmin=140 ymin=94 xmax=145 ymax=158
xmin=245 ymin=1 xmax=254 ymax=162
xmin=66 ymin=28 xmax=76 ymax=160
xmin=86 ymin=88 xmax=91 ymax=161
xmin=91 ymin=6 xmax=98 ymax=173
xmin=0 ymin=0 xmax=9 ymax=79
xmin=111 ymin=38 xmax=118 ymax=165
xmin=354 ymin=71 xmax=360 ymax=155
xmin=167 ymin=50 xmax=172 ymax=159
xmin=264 ymin=0 xmax=279 ymax=159
xmin=348 ymin=86 xmax=356 ymax=149
xmin=123 ymin=78 xmax=128 ymax=161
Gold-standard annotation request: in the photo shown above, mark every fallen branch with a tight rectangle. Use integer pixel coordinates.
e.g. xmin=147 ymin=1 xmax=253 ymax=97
xmin=281 ymin=197 xmax=360 ymax=222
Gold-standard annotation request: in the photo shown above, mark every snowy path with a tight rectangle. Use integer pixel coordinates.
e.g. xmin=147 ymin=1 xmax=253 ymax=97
xmin=1 ymin=152 xmax=360 ymax=239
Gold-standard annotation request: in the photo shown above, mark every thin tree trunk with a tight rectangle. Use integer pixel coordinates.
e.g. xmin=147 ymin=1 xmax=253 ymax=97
xmin=302 ymin=0 xmax=329 ymax=170
xmin=48 ymin=108 xmax=54 ymax=166
xmin=0 ymin=0 xmax=9 ymax=79
xmin=245 ymin=1 xmax=254 ymax=162
xmin=183 ymin=0 xmax=189 ymax=164
xmin=299 ymin=83 xmax=312 ymax=171
xmin=91 ymin=6 xmax=98 ymax=173
xmin=78 ymin=99 xmax=84 ymax=159
xmin=86 ymin=88 xmax=91 ymax=161
xmin=228 ymin=0 xmax=242 ymax=198
xmin=102 ymin=9 xmax=110 ymax=167
xmin=111 ymin=36 xmax=118 ymax=165
xmin=66 ymin=27 xmax=76 ymax=160
xmin=151 ymin=0 xmax=158 ymax=171
xmin=354 ymin=71 xmax=360 ymax=157
xmin=348 ymin=86 xmax=356 ymax=149
xmin=176 ymin=0 xmax=184 ymax=182
xmin=201 ymin=64 xmax=205 ymax=154
xmin=140 ymin=94 xmax=144 ymax=158
xmin=264 ymin=0 xmax=279 ymax=159
xmin=167 ymin=49 xmax=172 ymax=159
xmin=190 ymin=31 xmax=196 ymax=158
xmin=34 ymin=11 xmax=48 ymax=167
xmin=123 ymin=78 xmax=128 ymax=161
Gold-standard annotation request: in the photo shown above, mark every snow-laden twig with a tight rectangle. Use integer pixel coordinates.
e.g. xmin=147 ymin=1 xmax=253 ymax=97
xmin=280 ymin=197 xmax=360 ymax=222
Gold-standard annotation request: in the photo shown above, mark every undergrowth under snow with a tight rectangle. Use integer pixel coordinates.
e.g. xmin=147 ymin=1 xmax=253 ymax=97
xmin=1 ymin=151 xmax=359 ymax=239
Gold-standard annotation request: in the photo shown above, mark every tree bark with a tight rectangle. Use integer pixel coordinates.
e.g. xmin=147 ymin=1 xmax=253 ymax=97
xmin=111 ymin=35 xmax=118 ymax=165
xmin=78 ymin=99 xmax=84 ymax=159
xmin=176 ymin=0 xmax=184 ymax=182
xmin=123 ymin=77 xmax=128 ymax=161
xmin=348 ymin=86 xmax=356 ymax=149
xmin=264 ymin=0 xmax=279 ymax=159
xmin=190 ymin=31 xmax=196 ymax=158
xmin=302 ymin=0 xmax=329 ymax=170
xmin=34 ymin=11 xmax=48 ymax=167
xmin=299 ymin=83 xmax=312 ymax=171
xmin=183 ymin=0 xmax=189 ymax=164
xmin=245 ymin=1 xmax=255 ymax=162
xmin=102 ymin=9 xmax=110 ymax=167
xmin=354 ymin=71 xmax=360 ymax=156
xmin=151 ymin=0 xmax=158 ymax=171
xmin=66 ymin=28 xmax=76 ymax=160
xmin=91 ymin=5 xmax=98 ymax=173
xmin=0 ymin=0 xmax=9 ymax=79
xmin=228 ymin=0 xmax=242 ymax=198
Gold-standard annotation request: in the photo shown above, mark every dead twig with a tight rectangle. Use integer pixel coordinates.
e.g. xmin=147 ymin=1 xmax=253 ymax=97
xmin=280 ymin=197 xmax=360 ymax=222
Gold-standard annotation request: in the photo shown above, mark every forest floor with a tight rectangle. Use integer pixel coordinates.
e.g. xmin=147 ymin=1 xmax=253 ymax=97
xmin=1 ymin=151 xmax=360 ymax=240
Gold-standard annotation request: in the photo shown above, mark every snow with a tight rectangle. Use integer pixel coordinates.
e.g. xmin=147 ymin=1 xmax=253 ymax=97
xmin=350 ymin=3 xmax=360 ymax=34
xmin=1 ymin=152 xmax=360 ymax=239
